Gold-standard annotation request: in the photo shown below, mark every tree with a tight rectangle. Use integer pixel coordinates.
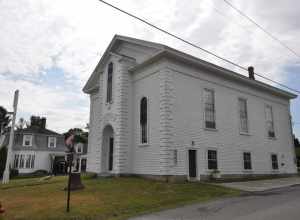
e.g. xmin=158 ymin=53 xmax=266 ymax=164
xmin=294 ymin=137 xmax=300 ymax=148
xmin=16 ymin=117 xmax=27 ymax=130
xmin=0 ymin=106 xmax=11 ymax=135
xmin=0 ymin=146 xmax=7 ymax=178
xmin=64 ymin=128 xmax=88 ymax=144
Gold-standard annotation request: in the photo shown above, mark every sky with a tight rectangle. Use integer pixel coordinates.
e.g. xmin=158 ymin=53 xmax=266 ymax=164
xmin=0 ymin=0 xmax=300 ymax=136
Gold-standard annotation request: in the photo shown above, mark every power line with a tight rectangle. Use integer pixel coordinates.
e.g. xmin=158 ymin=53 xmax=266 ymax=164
xmin=97 ymin=0 xmax=300 ymax=94
xmin=223 ymin=0 xmax=300 ymax=59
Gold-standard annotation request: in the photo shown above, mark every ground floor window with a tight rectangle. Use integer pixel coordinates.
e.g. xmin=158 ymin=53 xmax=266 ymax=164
xmin=243 ymin=152 xmax=252 ymax=170
xmin=271 ymin=154 xmax=279 ymax=170
xmin=13 ymin=154 xmax=35 ymax=169
xmin=208 ymin=150 xmax=218 ymax=170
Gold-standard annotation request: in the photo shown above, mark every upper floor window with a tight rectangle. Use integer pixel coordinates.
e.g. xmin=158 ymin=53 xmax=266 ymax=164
xmin=48 ymin=137 xmax=56 ymax=148
xmin=207 ymin=150 xmax=218 ymax=170
xmin=243 ymin=152 xmax=252 ymax=170
xmin=23 ymin=135 xmax=33 ymax=147
xmin=265 ymin=105 xmax=275 ymax=138
xmin=140 ymin=97 xmax=148 ymax=144
xmin=239 ymin=98 xmax=248 ymax=133
xmin=106 ymin=62 xmax=113 ymax=103
xmin=271 ymin=154 xmax=279 ymax=170
xmin=204 ymin=89 xmax=216 ymax=129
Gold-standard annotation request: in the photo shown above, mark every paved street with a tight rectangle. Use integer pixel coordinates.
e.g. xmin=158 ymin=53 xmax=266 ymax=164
xmin=130 ymin=185 xmax=300 ymax=220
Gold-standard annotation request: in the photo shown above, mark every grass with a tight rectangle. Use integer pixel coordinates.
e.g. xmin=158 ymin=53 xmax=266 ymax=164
xmin=0 ymin=175 xmax=240 ymax=220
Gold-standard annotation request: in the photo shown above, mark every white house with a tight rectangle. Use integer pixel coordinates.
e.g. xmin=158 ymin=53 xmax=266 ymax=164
xmin=83 ymin=35 xmax=297 ymax=181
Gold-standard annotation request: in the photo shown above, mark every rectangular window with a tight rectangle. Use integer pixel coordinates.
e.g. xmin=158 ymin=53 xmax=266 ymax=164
xmin=266 ymin=106 xmax=275 ymax=138
xmin=204 ymin=89 xmax=216 ymax=129
xmin=48 ymin=137 xmax=57 ymax=148
xmin=31 ymin=155 xmax=35 ymax=169
xmin=271 ymin=154 xmax=279 ymax=170
xmin=239 ymin=98 xmax=248 ymax=133
xmin=243 ymin=152 xmax=252 ymax=170
xmin=208 ymin=150 xmax=218 ymax=170
xmin=19 ymin=154 xmax=25 ymax=168
xmin=14 ymin=154 xmax=19 ymax=168
xmin=76 ymin=144 xmax=83 ymax=153
xmin=172 ymin=150 xmax=178 ymax=166
xmin=23 ymin=135 xmax=33 ymax=147
xmin=25 ymin=155 xmax=31 ymax=168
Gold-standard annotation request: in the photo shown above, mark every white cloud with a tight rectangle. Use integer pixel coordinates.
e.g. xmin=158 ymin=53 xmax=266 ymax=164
xmin=0 ymin=0 xmax=299 ymax=134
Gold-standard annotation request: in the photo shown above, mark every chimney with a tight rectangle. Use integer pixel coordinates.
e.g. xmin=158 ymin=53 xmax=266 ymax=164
xmin=248 ymin=66 xmax=255 ymax=80
xmin=40 ymin=117 xmax=46 ymax=129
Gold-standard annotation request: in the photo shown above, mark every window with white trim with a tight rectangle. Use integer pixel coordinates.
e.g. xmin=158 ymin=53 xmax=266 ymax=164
xmin=30 ymin=155 xmax=35 ymax=169
xmin=239 ymin=98 xmax=248 ymax=133
xmin=207 ymin=150 xmax=218 ymax=170
xmin=14 ymin=154 xmax=35 ymax=169
xmin=204 ymin=89 xmax=216 ymax=129
xmin=106 ymin=62 xmax=113 ymax=103
xmin=243 ymin=152 xmax=252 ymax=170
xmin=266 ymin=105 xmax=275 ymax=138
xmin=271 ymin=154 xmax=279 ymax=170
xmin=23 ymin=135 xmax=33 ymax=147
xmin=25 ymin=155 xmax=31 ymax=168
xmin=140 ymin=97 xmax=148 ymax=144
xmin=172 ymin=150 xmax=178 ymax=166
xmin=48 ymin=137 xmax=57 ymax=148
xmin=14 ymin=154 xmax=19 ymax=168
xmin=76 ymin=143 xmax=83 ymax=153
xmin=19 ymin=154 xmax=25 ymax=168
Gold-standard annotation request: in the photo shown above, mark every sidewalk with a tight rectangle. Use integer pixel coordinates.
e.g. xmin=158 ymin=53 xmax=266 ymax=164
xmin=217 ymin=176 xmax=300 ymax=192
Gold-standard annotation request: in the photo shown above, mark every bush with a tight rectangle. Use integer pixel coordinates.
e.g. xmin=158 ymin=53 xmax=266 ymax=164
xmin=10 ymin=168 xmax=19 ymax=178
xmin=32 ymin=170 xmax=48 ymax=177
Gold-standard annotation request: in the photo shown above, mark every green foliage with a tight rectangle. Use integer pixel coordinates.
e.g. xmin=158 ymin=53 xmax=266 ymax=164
xmin=295 ymin=137 xmax=300 ymax=148
xmin=0 ymin=146 xmax=7 ymax=178
xmin=64 ymin=128 xmax=88 ymax=144
xmin=0 ymin=106 xmax=11 ymax=134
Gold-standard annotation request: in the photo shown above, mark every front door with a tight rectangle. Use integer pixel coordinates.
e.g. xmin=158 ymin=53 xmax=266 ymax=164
xmin=188 ymin=150 xmax=197 ymax=178
xmin=108 ymin=137 xmax=114 ymax=171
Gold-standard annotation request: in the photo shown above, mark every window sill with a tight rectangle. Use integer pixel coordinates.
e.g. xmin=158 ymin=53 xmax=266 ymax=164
xmin=242 ymin=169 xmax=253 ymax=173
xmin=105 ymin=101 xmax=113 ymax=105
xmin=240 ymin=132 xmax=251 ymax=136
xmin=204 ymin=128 xmax=218 ymax=132
xmin=271 ymin=169 xmax=279 ymax=172
xmin=138 ymin=143 xmax=150 ymax=147
xmin=268 ymin=136 xmax=277 ymax=140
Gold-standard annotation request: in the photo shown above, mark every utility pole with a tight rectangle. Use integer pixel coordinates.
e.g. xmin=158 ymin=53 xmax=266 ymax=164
xmin=2 ymin=90 xmax=19 ymax=184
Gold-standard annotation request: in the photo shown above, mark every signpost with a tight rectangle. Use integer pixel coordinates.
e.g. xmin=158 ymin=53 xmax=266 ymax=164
xmin=65 ymin=134 xmax=74 ymax=213
xmin=64 ymin=132 xmax=85 ymax=212
xmin=2 ymin=90 xmax=19 ymax=184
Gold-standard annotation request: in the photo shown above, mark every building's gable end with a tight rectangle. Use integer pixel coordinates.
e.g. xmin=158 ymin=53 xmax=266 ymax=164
xmin=83 ymin=35 xmax=164 ymax=94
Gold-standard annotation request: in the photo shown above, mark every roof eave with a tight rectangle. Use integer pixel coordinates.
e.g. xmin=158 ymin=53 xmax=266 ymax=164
xmin=130 ymin=49 xmax=297 ymax=100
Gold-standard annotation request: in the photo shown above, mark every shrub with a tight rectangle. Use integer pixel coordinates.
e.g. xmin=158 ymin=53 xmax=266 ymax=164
xmin=32 ymin=170 xmax=48 ymax=177
xmin=10 ymin=168 xmax=19 ymax=178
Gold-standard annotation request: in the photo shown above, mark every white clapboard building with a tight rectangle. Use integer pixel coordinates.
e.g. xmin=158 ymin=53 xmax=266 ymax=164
xmin=83 ymin=35 xmax=297 ymax=181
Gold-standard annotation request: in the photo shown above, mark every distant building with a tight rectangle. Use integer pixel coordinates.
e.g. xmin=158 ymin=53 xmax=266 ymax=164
xmin=1 ymin=117 xmax=88 ymax=175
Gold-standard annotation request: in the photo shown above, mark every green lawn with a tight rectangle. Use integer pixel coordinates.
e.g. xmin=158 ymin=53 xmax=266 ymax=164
xmin=0 ymin=175 xmax=240 ymax=220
